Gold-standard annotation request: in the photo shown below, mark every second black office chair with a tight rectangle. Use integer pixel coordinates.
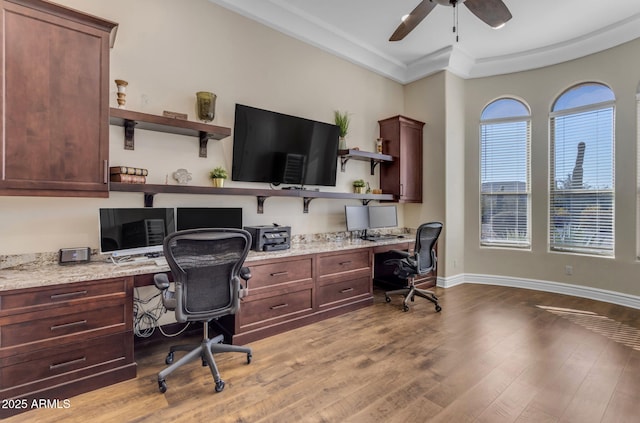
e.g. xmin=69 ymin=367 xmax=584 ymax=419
xmin=153 ymin=228 xmax=253 ymax=394
xmin=384 ymin=222 xmax=443 ymax=312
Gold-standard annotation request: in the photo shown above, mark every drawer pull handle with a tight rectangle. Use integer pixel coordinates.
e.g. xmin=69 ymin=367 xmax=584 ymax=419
xmin=270 ymin=271 xmax=289 ymax=277
xmin=340 ymin=288 xmax=354 ymax=293
xmin=50 ymin=356 xmax=87 ymax=371
xmin=270 ymin=303 xmax=289 ymax=310
xmin=50 ymin=290 xmax=88 ymax=301
xmin=339 ymin=261 xmax=352 ymax=266
xmin=51 ymin=320 xmax=88 ymax=331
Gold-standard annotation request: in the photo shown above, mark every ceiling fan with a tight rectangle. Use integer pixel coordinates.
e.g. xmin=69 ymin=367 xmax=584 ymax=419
xmin=389 ymin=0 xmax=512 ymax=42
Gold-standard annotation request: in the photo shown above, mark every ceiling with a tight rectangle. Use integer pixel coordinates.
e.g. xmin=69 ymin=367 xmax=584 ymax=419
xmin=208 ymin=0 xmax=640 ymax=84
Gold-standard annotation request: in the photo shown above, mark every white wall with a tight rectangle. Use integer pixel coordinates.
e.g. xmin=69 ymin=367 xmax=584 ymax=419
xmin=0 ymin=0 xmax=405 ymax=255
xmin=462 ymin=38 xmax=640 ymax=297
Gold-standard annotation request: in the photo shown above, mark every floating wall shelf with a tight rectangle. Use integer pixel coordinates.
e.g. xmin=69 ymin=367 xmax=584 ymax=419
xmin=338 ymin=149 xmax=393 ymax=175
xmin=109 ymin=182 xmax=395 ymax=213
xmin=109 ymin=108 xmax=231 ymax=157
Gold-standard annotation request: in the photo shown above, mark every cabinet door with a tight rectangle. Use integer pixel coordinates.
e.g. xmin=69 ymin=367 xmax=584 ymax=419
xmin=379 ymin=115 xmax=424 ymax=203
xmin=398 ymin=121 xmax=423 ymax=202
xmin=0 ymin=1 xmax=116 ymax=197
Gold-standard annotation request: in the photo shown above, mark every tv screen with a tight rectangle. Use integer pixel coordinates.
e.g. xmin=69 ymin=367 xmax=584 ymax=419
xmin=176 ymin=207 xmax=243 ymax=230
xmin=99 ymin=208 xmax=175 ymax=257
xmin=232 ymin=104 xmax=340 ymax=187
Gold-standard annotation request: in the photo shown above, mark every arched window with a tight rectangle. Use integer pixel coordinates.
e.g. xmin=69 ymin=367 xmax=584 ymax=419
xmin=550 ymin=82 xmax=615 ymax=256
xmin=480 ymin=98 xmax=531 ymax=248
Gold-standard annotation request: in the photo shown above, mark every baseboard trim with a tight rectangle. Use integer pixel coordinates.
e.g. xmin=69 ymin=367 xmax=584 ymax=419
xmin=438 ymin=273 xmax=640 ymax=310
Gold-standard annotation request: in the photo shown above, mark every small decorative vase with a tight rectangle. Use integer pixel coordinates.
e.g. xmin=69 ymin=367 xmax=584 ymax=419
xmin=115 ymin=79 xmax=128 ymax=109
xmin=338 ymin=136 xmax=347 ymax=150
xmin=354 ymin=186 xmax=365 ymax=194
xmin=211 ymin=178 xmax=224 ymax=188
xmin=196 ymin=91 xmax=216 ymax=122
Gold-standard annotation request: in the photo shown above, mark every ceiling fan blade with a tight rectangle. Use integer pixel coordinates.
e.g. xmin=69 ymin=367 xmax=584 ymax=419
xmin=389 ymin=0 xmax=437 ymax=42
xmin=463 ymin=0 xmax=512 ymax=28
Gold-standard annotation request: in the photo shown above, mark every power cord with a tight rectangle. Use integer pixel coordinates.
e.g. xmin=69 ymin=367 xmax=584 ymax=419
xmin=133 ymin=287 xmax=190 ymax=338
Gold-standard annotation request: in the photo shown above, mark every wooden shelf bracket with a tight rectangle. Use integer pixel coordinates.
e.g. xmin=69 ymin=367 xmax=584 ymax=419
xmin=123 ymin=119 xmax=136 ymax=150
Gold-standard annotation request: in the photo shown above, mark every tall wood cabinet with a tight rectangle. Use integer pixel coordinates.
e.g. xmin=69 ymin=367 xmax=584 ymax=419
xmin=379 ymin=115 xmax=425 ymax=203
xmin=0 ymin=0 xmax=117 ymax=197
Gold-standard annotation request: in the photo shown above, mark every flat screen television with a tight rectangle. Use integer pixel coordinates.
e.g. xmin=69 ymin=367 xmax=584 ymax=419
xmin=176 ymin=207 xmax=243 ymax=230
xmin=99 ymin=208 xmax=175 ymax=258
xmin=232 ymin=104 xmax=340 ymax=187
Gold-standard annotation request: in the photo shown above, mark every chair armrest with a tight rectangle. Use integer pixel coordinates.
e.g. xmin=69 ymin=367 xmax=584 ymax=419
xmin=154 ymin=273 xmax=171 ymax=290
xmin=240 ymin=266 xmax=251 ymax=281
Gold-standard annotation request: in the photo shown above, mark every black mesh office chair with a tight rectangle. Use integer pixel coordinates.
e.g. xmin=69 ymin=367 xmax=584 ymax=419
xmin=153 ymin=228 xmax=253 ymax=394
xmin=384 ymin=222 xmax=443 ymax=312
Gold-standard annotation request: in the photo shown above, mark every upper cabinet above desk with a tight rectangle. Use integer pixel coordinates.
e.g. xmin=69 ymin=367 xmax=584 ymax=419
xmin=379 ymin=115 xmax=424 ymax=203
xmin=0 ymin=0 xmax=117 ymax=198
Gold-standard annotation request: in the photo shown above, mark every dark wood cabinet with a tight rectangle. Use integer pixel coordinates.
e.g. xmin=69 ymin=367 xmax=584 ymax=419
xmin=0 ymin=276 xmax=135 ymax=418
xmin=221 ymin=250 xmax=374 ymax=345
xmin=0 ymin=0 xmax=117 ymax=198
xmin=379 ymin=115 xmax=425 ymax=203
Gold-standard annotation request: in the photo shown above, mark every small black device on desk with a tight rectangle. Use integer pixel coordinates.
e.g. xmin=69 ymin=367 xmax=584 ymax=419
xmin=244 ymin=224 xmax=291 ymax=252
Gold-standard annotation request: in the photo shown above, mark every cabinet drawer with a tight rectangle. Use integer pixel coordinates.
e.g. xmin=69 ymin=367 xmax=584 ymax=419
xmin=1 ymin=302 xmax=126 ymax=348
xmin=1 ymin=332 xmax=130 ymax=389
xmin=248 ymin=257 xmax=312 ymax=290
xmin=318 ymin=275 xmax=371 ymax=307
xmin=239 ymin=289 xmax=312 ymax=327
xmin=317 ymin=250 xmax=370 ymax=276
xmin=0 ymin=277 xmax=129 ymax=311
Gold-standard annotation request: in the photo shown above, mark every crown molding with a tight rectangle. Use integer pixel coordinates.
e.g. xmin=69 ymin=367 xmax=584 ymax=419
xmin=209 ymin=0 xmax=640 ymax=84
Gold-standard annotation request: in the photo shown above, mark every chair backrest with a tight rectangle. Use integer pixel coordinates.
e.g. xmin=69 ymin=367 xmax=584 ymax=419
xmin=163 ymin=228 xmax=251 ymax=323
xmin=414 ymin=222 xmax=443 ymax=274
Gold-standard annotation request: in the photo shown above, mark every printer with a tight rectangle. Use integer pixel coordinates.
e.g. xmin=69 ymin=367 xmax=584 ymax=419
xmin=244 ymin=225 xmax=291 ymax=252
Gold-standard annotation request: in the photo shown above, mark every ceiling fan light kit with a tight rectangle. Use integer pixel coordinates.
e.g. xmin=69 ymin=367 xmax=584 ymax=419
xmin=390 ymin=0 xmax=512 ymax=42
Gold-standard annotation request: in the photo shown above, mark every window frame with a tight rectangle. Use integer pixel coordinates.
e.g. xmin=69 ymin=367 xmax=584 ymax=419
xmin=479 ymin=98 xmax=532 ymax=249
xmin=548 ymin=84 xmax=615 ymax=257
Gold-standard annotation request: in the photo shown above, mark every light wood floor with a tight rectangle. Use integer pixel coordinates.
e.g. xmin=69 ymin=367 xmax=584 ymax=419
xmin=6 ymin=284 xmax=640 ymax=423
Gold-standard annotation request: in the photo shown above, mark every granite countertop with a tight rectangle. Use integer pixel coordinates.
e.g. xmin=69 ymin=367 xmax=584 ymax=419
xmin=0 ymin=237 xmax=411 ymax=292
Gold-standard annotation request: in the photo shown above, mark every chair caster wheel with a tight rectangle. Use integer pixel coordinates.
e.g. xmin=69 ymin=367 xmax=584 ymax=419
xmin=435 ymin=305 xmax=442 ymax=312
xmin=158 ymin=380 xmax=167 ymax=393
xmin=215 ymin=380 xmax=225 ymax=392
xmin=165 ymin=352 xmax=174 ymax=365
xmin=403 ymin=304 xmax=409 ymax=312
xmin=385 ymin=296 xmax=391 ymax=303
xmin=247 ymin=353 xmax=252 ymax=364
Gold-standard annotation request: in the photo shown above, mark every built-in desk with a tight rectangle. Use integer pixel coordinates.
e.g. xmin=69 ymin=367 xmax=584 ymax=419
xmin=0 ymin=237 xmax=428 ymax=417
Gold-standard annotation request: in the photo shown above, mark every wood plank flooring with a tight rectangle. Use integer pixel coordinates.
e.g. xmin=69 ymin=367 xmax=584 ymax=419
xmin=5 ymin=284 xmax=640 ymax=423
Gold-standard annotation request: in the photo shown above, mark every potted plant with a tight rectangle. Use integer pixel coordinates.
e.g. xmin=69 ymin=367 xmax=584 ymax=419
xmin=353 ymin=179 xmax=366 ymax=194
xmin=334 ymin=110 xmax=350 ymax=150
xmin=209 ymin=166 xmax=228 ymax=187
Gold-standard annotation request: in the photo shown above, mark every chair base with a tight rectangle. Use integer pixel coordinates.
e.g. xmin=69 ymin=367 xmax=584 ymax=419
xmin=385 ymin=281 xmax=442 ymax=313
xmin=157 ymin=332 xmax=252 ymax=394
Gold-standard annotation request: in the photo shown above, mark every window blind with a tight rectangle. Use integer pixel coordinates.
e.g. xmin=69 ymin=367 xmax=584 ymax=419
xmin=480 ymin=116 xmax=531 ymax=248
xmin=549 ymin=105 xmax=614 ymax=256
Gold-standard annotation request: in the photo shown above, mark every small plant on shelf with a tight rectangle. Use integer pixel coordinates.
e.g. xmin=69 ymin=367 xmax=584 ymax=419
xmin=209 ymin=166 xmax=228 ymax=187
xmin=353 ymin=179 xmax=366 ymax=193
xmin=334 ymin=110 xmax=350 ymax=150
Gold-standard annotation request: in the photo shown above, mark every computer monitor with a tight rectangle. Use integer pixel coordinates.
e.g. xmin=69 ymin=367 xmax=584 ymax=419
xmin=99 ymin=207 xmax=176 ymax=258
xmin=345 ymin=205 xmax=369 ymax=231
xmin=368 ymin=205 xmax=398 ymax=229
xmin=176 ymin=207 xmax=243 ymax=230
